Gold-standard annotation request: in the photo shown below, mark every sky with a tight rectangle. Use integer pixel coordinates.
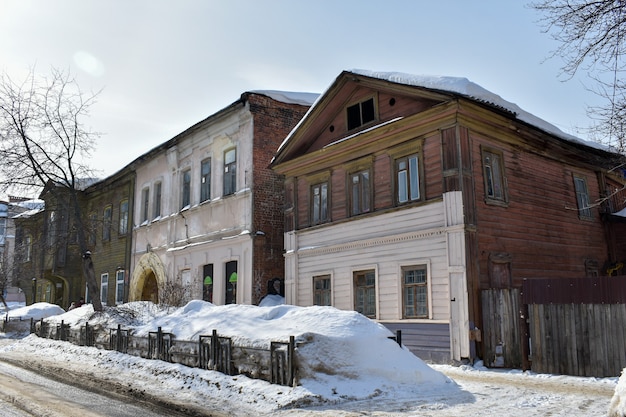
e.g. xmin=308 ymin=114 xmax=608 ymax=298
xmin=0 ymin=1 xmax=606 ymax=188
xmin=0 ymin=300 xmax=619 ymax=416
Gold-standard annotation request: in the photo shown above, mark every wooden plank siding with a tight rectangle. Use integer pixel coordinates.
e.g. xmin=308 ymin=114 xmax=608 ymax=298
xmin=528 ymin=303 xmax=626 ymax=377
xmin=382 ymin=322 xmax=451 ymax=363
xmin=469 ymin=131 xmax=610 ymax=287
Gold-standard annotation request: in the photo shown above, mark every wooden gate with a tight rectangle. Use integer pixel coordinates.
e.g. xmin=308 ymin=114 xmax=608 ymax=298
xmin=481 ymin=288 xmax=522 ymax=368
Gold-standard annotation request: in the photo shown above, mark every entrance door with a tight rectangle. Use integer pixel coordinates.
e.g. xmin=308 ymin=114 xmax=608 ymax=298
xmin=141 ymin=272 xmax=159 ymax=303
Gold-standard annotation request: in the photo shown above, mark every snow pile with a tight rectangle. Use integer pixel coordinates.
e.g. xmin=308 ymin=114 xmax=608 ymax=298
xmin=610 ymin=369 xmax=626 ymax=417
xmin=27 ymin=301 xmax=452 ymax=399
xmin=5 ymin=302 xmax=65 ymax=321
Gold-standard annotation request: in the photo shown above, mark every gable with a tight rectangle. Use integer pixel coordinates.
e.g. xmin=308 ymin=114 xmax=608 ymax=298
xmin=273 ymin=71 xmax=451 ymax=167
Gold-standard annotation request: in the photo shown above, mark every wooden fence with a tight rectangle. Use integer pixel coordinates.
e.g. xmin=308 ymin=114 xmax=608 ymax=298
xmin=23 ymin=318 xmax=298 ymax=386
xmin=482 ymin=277 xmax=626 ymax=378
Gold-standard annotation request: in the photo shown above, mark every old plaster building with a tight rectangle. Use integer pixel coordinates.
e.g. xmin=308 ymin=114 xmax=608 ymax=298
xmin=129 ymin=91 xmax=316 ymax=306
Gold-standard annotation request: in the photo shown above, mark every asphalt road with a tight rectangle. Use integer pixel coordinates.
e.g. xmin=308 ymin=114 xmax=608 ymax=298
xmin=0 ymin=359 xmax=217 ymax=417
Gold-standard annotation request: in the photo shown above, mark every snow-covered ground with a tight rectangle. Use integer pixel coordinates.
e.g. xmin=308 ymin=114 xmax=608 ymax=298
xmin=0 ymin=301 xmax=621 ymax=416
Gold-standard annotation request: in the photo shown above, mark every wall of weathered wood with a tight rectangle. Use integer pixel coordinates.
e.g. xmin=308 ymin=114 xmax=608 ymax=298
xmin=528 ymin=303 xmax=626 ymax=377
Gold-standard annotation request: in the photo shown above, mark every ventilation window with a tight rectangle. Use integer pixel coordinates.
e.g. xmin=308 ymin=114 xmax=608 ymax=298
xmin=347 ymin=98 xmax=375 ymax=130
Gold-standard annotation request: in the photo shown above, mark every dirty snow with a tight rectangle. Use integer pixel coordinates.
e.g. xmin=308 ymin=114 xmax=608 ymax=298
xmin=0 ymin=302 xmax=620 ymax=416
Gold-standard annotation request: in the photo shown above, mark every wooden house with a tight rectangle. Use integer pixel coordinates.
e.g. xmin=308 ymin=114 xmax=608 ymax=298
xmin=271 ymin=70 xmax=626 ymax=364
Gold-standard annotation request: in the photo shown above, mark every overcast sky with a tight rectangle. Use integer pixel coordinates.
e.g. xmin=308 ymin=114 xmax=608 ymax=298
xmin=0 ymin=1 xmax=604 ymax=183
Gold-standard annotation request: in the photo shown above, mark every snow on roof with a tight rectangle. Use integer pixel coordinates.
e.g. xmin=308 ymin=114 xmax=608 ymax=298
xmin=613 ymin=206 xmax=626 ymax=217
xmin=249 ymin=90 xmax=320 ymax=106
xmin=351 ymin=69 xmax=606 ymax=151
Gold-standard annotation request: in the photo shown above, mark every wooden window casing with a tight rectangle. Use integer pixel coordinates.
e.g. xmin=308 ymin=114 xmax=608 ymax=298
xmin=346 ymin=97 xmax=376 ymax=131
xmin=481 ymin=147 xmax=508 ymax=206
xmin=573 ymin=175 xmax=593 ymax=219
xmin=313 ymin=275 xmax=331 ymax=306
xmin=354 ymin=270 xmax=376 ymax=318
xmin=402 ymin=265 xmax=428 ymax=318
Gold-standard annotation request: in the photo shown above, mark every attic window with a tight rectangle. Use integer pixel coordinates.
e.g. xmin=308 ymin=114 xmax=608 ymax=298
xmin=347 ymin=97 xmax=375 ymax=130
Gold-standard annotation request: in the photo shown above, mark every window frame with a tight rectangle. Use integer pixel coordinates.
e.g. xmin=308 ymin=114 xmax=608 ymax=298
xmin=349 ymin=169 xmax=372 ymax=216
xmin=395 ymin=152 xmax=423 ymax=205
xmin=24 ymin=234 xmax=32 ymax=262
xmin=181 ymin=168 xmax=191 ymax=210
xmin=311 ymin=181 xmax=329 ymax=225
xmin=118 ymin=199 xmax=129 ymax=236
xmin=401 ymin=264 xmax=429 ymax=319
xmin=100 ymin=273 xmax=109 ymax=306
xmin=200 ymin=158 xmax=212 ymax=203
xmin=223 ymin=148 xmax=237 ymax=196
xmin=102 ymin=205 xmax=112 ymax=241
xmin=353 ymin=269 xmax=377 ymax=319
xmin=481 ymin=146 xmax=508 ymax=206
xmin=573 ymin=174 xmax=593 ymax=220
xmin=141 ymin=187 xmax=150 ymax=223
xmin=313 ymin=274 xmax=332 ymax=306
xmin=115 ymin=270 xmax=125 ymax=305
xmin=153 ymin=181 xmax=162 ymax=220
xmin=346 ymin=96 xmax=377 ymax=131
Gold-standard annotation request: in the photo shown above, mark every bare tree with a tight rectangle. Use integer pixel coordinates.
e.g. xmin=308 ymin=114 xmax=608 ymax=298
xmin=531 ymin=0 xmax=626 ymax=152
xmin=0 ymin=68 xmax=104 ymax=311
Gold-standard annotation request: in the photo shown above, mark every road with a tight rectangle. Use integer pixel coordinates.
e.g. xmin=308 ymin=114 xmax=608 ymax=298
xmin=0 ymin=360 xmax=210 ymax=417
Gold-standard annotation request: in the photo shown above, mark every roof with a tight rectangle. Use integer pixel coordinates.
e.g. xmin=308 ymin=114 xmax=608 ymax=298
xmin=274 ymin=69 xmax=609 ymax=160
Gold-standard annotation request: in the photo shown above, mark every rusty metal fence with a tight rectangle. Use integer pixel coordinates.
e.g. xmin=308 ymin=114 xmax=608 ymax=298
xmin=20 ymin=317 xmax=297 ymax=386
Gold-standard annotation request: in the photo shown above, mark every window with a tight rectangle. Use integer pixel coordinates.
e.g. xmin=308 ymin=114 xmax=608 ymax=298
xmin=102 ymin=206 xmax=112 ymax=241
xmin=224 ymin=148 xmax=237 ymax=196
xmin=153 ymin=182 xmax=162 ymax=219
xmin=311 ymin=182 xmax=329 ymax=224
xmin=181 ymin=169 xmax=191 ymax=209
xmin=141 ymin=188 xmax=150 ymax=223
xmin=350 ymin=170 xmax=371 ymax=216
xmin=574 ymin=175 xmax=593 ymax=219
xmin=203 ymin=264 xmax=214 ymax=303
xmin=396 ymin=154 xmax=421 ymax=204
xmin=402 ymin=266 xmax=428 ymax=318
xmin=88 ymin=212 xmax=97 ymax=246
xmin=200 ymin=158 xmax=211 ymax=203
xmin=24 ymin=235 xmax=32 ymax=262
xmin=100 ymin=273 xmax=109 ymax=306
xmin=313 ymin=275 xmax=331 ymax=306
xmin=354 ymin=270 xmax=376 ymax=318
xmin=347 ymin=97 xmax=376 ymax=130
xmin=115 ymin=270 xmax=125 ymax=305
xmin=225 ymin=260 xmax=238 ymax=304
xmin=0 ymin=217 xmax=5 ymax=244
xmin=482 ymin=148 xmax=507 ymax=203
xmin=119 ymin=199 xmax=129 ymax=235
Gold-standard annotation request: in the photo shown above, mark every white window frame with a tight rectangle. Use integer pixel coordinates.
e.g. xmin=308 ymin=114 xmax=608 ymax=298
xmin=115 ymin=270 xmax=125 ymax=305
xmin=100 ymin=273 xmax=109 ymax=306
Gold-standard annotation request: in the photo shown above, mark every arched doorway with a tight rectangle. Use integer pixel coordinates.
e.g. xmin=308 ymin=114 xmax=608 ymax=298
xmin=129 ymin=252 xmax=166 ymax=303
xmin=141 ymin=271 xmax=159 ymax=303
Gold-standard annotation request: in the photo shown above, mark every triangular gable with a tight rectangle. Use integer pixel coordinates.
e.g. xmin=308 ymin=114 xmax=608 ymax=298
xmin=272 ymin=70 xmax=454 ymax=166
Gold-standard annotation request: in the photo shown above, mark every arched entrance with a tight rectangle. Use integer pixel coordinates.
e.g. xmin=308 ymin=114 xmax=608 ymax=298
xmin=129 ymin=252 xmax=166 ymax=303
xmin=141 ymin=271 xmax=159 ymax=303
